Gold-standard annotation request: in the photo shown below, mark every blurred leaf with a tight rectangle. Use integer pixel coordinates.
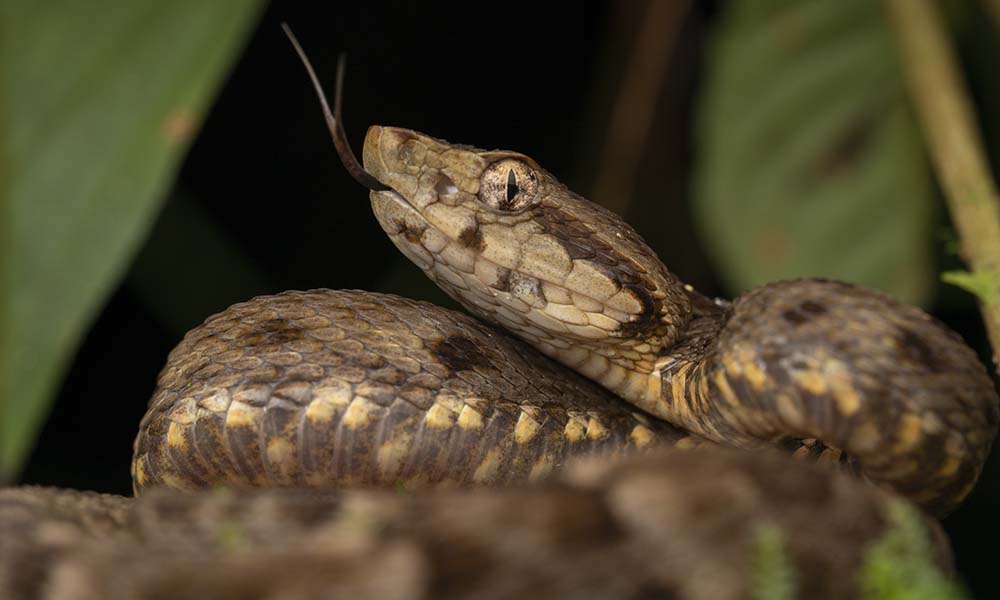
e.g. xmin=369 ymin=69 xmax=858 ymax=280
xmin=0 ymin=1 xmax=263 ymax=481
xmin=694 ymin=0 xmax=934 ymax=305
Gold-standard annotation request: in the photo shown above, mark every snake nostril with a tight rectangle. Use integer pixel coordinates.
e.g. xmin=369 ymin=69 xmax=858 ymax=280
xmin=397 ymin=138 xmax=426 ymax=168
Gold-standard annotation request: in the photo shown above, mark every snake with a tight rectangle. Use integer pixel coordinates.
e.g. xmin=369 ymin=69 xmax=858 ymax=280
xmin=3 ymin=32 xmax=997 ymax=599
xmin=127 ymin=33 xmax=999 ymax=519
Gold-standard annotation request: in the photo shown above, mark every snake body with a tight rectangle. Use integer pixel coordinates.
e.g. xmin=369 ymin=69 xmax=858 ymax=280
xmin=132 ymin=289 xmax=698 ymax=492
xmin=358 ymin=124 xmax=999 ymax=516
xmin=129 ymin=118 xmax=998 ymax=517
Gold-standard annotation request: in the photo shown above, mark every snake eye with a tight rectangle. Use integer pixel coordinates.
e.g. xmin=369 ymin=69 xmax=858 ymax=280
xmin=479 ymin=159 xmax=538 ymax=212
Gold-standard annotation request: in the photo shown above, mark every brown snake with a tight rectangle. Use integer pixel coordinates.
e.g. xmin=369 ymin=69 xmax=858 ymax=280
xmin=128 ymin=35 xmax=999 ymax=518
xmin=3 ymin=32 xmax=998 ymax=599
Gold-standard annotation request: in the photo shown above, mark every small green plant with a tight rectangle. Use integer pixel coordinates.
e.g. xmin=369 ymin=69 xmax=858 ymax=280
xmin=941 ymin=270 xmax=999 ymax=306
xmin=859 ymin=500 xmax=967 ymax=600
xmin=750 ymin=525 xmax=797 ymax=600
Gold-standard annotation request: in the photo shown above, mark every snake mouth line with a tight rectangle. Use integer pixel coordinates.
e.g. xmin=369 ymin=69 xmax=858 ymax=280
xmin=283 ymin=24 xmax=394 ymax=194
xmin=373 ymin=188 xmax=419 ymax=215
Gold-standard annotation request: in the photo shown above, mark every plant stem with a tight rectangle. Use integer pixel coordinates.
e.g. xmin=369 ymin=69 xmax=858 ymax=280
xmin=592 ymin=0 xmax=690 ymax=214
xmin=885 ymin=0 xmax=1000 ymax=374
xmin=982 ymin=0 xmax=1000 ymax=28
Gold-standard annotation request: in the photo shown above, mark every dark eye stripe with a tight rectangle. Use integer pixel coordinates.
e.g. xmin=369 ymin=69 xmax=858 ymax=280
xmin=506 ymin=169 xmax=518 ymax=204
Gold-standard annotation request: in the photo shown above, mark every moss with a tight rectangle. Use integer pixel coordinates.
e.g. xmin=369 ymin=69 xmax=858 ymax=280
xmin=215 ymin=519 xmax=247 ymax=550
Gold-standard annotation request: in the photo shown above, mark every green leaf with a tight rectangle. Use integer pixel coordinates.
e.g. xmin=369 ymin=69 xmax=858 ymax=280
xmin=0 ymin=1 xmax=263 ymax=481
xmin=694 ymin=0 xmax=934 ymax=305
xmin=941 ymin=270 xmax=999 ymax=305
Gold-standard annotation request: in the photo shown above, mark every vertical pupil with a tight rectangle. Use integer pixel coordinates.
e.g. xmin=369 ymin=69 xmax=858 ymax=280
xmin=505 ymin=169 xmax=518 ymax=203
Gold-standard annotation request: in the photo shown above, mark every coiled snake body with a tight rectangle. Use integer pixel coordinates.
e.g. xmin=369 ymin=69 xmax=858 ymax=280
xmin=130 ymin=47 xmax=998 ymax=517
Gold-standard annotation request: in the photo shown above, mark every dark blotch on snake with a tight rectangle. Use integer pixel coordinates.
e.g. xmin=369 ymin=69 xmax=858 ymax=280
xmin=783 ymin=300 xmax=828 ymax=326
xmin=897 ymin=327 xmax=940 ymax=372
xmin=633 ymin=583 xmax=682 ymax=599
xmin=561 ymin=237 xmax=597 ymax=260
xmin=617 ymin=284 xmax=662 ymax=338
xmin=432 ymin=335 xmax=493 ymax=372
xmin=242 ymin=319 xmax=304 ymax=345
xmin=458 ymin=222 xmax=486 ymax=251
xmin=800 ymin=300 xmax=827 ymax=315
xmin=493 ymin=267 xmax=512 ymax=292
xmin=393 ymin=218 xmax=425 ymax=244
xmin=507 ymin=272 xmax=545 ymax=305
xmin=782 ymin=309 xmax=808 ymax=326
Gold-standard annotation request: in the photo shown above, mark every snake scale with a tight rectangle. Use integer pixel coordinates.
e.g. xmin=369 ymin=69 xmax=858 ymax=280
xmin=3 ymin=33 xmax=999 ymax=598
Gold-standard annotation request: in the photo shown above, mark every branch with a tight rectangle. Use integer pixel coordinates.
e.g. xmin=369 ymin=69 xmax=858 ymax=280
xmin=885 ymin=0 xmax=1000 ymax=374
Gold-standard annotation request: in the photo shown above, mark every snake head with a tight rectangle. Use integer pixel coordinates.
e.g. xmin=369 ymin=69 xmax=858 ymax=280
xmin=283 ymin=25 xmax=691 ymax=405
xmin=362 ymin=125 xmax=693 ymax=405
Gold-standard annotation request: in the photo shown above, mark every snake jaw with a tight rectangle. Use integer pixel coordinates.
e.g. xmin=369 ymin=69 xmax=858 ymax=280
xmin=369 ymin=190 xmax=436 ymax=271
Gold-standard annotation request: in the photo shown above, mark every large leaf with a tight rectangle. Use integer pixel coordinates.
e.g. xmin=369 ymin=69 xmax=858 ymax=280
xmin=0 ymin=1 xmax=263 ymax=480
xmin=693 ymin=0 xmax=934 ymax=305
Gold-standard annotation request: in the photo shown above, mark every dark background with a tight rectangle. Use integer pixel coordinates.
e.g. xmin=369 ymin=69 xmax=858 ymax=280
xmin=18 ymin=2 xmax=1000 ymax=595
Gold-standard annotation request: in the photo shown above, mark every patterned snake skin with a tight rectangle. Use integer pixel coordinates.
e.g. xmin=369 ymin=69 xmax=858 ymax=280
xmin=131 ymin=117 xmax=1000 ymax=513
xmin=354 ymin=125 xmax=999 ymax=516
xmin=126 ymin=123 xmax=1000 ymax=518
xmin=132 ymin=289 xmax=702 ymax=492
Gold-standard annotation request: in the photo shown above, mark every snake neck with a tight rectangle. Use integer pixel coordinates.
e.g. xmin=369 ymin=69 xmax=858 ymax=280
xmin=632 ymin=279 xmax=998 ymax=516
xmin=646 ymin=290 xmax=737 ymax=440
